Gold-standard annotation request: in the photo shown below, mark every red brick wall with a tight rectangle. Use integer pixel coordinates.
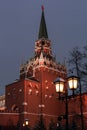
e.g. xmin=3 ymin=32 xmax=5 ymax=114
xmin=2 ymin=66 xmax=87 ymax=129
xmin=0 ymin=112 xmax=19 ymax=126
xmin=22 ymin=67 xmax=66 ymax=129
xmin=5 ymin=80 xmax=25 ymax=113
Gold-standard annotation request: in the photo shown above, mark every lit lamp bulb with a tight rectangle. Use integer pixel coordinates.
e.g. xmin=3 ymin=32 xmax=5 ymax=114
xmin=54 ymin=78 xmax=65 ymax=93
xmin=68 ymin=76 xmax=78 ymax=95
xmin=25 ymin=120 xmax=29 ymax=126
xmin=55 ymin=82 xmax=64 ymax=93
xmin=68 ymin=76 xmax=78 ymax=90
xmin=54 ymin=77 xmax=65 ymax=99
xmin=23 ymin=123 xmax=25 ymax=127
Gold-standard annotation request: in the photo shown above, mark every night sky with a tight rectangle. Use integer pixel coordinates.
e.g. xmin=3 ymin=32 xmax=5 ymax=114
xmin=0 ymin=0 xmax=87 ymax=95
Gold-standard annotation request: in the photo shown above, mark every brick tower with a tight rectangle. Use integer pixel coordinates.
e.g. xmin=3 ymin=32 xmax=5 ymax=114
xmin=4 ymin=7 xmax=67 ymax=129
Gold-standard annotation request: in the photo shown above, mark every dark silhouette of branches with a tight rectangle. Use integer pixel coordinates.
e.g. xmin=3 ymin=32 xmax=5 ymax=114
xmin=67 ymin=46 xmax=87 ymax=93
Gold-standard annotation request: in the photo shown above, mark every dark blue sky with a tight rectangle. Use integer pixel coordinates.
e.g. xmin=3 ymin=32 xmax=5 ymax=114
xmin=0 ymin=0 xmax=87 ymax=95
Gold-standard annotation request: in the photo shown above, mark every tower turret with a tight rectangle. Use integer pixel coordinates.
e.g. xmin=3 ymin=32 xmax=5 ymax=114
xmin=20 ymin=6 xmax=66 ymax=79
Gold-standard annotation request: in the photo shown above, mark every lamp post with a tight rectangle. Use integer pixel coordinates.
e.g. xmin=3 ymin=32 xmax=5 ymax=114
xmin=54 ymin=76 xmax=78 ymax=130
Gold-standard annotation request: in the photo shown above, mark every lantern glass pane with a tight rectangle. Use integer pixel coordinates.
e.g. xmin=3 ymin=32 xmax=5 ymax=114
xmin=25 ymin=121 xmax=29 ymax=125
xmin=55 ymin=82 xmax=64 ymax=93
xmin=73 ymin=79 xmax=78 ymax=89
xmin=68 ymin=78 xmax=78 ymax=90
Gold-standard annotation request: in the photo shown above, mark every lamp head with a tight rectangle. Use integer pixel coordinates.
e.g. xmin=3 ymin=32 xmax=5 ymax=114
xmin=54 ymin=77 xmax=65 ymax=93
xmin=67 ymin=76 xmax=78 ymax=90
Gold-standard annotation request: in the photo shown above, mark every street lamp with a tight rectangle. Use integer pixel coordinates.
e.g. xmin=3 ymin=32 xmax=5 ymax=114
xmin=23 ymin=119 xmax=29 ymax=129
xmin=25 ymin=120 xmax=29 ymax=126
xmin=67 ymin=76 xmax=78 ymax=96
xmin=54 ymin=77 xmax=65 ymax=99
xmin=54 ymin=76 xmax=78 ymax=130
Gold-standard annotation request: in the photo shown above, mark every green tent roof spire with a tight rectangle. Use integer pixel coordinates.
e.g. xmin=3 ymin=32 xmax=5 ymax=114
xmin=38 ymin=6 xmax=48 ymax=39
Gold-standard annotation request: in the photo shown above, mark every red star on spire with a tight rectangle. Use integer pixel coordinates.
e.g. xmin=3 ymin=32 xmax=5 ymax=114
xmin=41 ymin=5 xmax=44 ymax=11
